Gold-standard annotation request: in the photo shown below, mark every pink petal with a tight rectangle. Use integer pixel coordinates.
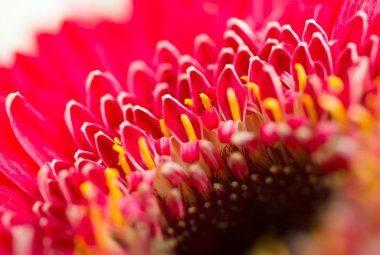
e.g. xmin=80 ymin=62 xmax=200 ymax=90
xmin=94 ymin=131 xmax=119 ymax=169
xmin=85 ymin=70 xmax=122 ymax=120
xmin=178 ymin=55 xmax=204 ymax=74
xmin=336 ymin=11 xmax=368 ymax=50
xmin=309 ymin=32 xmax=333 ymax=75
xmin=154 ymin=40 xmax=181 ymax=69
xmin=100 ymin=94 xmax=123 ymax=130
xmin=302 ymin=19 xmax=328 ymax=43
xmin=227 ymin=18 xmax=258 ymax=54
xmin=133 ymin=105 xmax=162 ymax=139
xmin=126 ymin=61 xmax=156 ymax=103
xmin=81 ymin=122 xmax=115 ymax=150
xmin=218 ymin=120 xmax=241 ymax=143
xmin=194 ymin=34 xmax=217 ymax=68
xmin=162 ymin=95 xmax=203 ymax=143
xmin=214 ymin=47 xmax=235 ymax=83
xmin=233 ymin=46 xmax=254 ymax=78
xmin=258 ymin=38 xmax=279 ymax=61
xmin=217 ymin=65 xmax=247 ymax=121
xmin=180 ymin=141 xmax=200 ymax=163
xmin=223 ymin=30 xmax=245 ymax=52
xmin=268 ymin=44 xmax=291 ymax=75
xmin=264 ymin=21 xmax=282 ymax=40
xmin=6 ymin=93 xmax=74 ymax=166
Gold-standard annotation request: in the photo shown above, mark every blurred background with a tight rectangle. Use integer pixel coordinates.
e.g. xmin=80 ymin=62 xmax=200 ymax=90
xmin=0 ymin=0 xmax=131 ymax=64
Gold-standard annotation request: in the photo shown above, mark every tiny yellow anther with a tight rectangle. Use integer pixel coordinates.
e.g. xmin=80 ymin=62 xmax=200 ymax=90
xmin=348 ymin=105 xmax=374 ymax=131
xmin=302 ymin=94 xmax=318 ymax=124
xmin=138 ymin=137 xmax=156 ymax=170
xmin=294 ymin=63 xmax=307 ymax=92
xmin=80 ymin=181 xmax=95 ymax=200
xmin=199 ymin=93 xmax=213 ymax=110
xmin=180 ymin=114 xmax=198 ymax=141
xmin=184 ymin=98 xmax=194 ymax=107
xmin=112 ymin=142 xmax=132 ymax=175
xmin=247 ymin=82 xmax=261 ymax=101
xmin=227 ymin=87 xmax=241 ymax=121
xmin=318 ymin=94 xmax=348 ymax=128
xmin=240 ymin=75 xmax=249 ymax=83
xmin=113 ymin=137 xmax=121 ymax=145
xmin=105 ymin=168 xmax=123 ymax=200
xmin=327 ymin=75 xmax=344 ymax=94
xmin=159 ymin=119 xmax=171 ymax=137
xmin=263 ymin=98 xmax=283 ymax=122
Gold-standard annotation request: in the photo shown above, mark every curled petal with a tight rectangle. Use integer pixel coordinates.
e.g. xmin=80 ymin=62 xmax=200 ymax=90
xmin=100 ymin=94 xmax=123 ymax=130
xmin=223 ymin=30 xmax=245 ymax=52
xmin=227 ymin=18 xmax=258 ymax=54
xmin=194 ymin=33 xmax=217 ymax=67
xmin=264 ymin=21 xmax=281 ymax=40
xmin=336 ymin=11 xmax=368 ymax=50
xmin=81 ymin=122 xmax=115 ymax=150
xmin=234 ymin=45 xmax=253 ymax=78
xmin=217 ymin=65 xmax=247 ymax=121
xmin=94 ymin=131 xmax=119 ymax=168
xmin=268 ymin=44 xmax=291 ymax=75
xmin=214 ymin=47 xmax=235 ymax=82
xmin=154 ymin=40 xmax=181 ymax=69
xmin=302 ymin=19 xmax=328 ymax=43
xmin=127 ymin=60 xmax=156 ymax=102
xmin=133 ymin=106 xmax=162 ymax=139
xmin=162 ymin=95 xmax=203 ymax=143
xmin=309 ymin=33 xmax=333 ymax=75
xmin=258 ymin=38 xmax=279 ymax=61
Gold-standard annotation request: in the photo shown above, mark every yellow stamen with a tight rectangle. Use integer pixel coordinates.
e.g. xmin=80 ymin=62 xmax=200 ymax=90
xmin=112 ymin=143 xmax=132 ymax=175
xmin=105 ymin=168 xmax=124 ymax=226
xmin=301 ymin=94 xmax=318 ymax=124
xmin=199 ymin=93 xmax=213 ymax=110
xmin=105 ymin=168 xmax=123 ymax=200
xmin=180 ymin=114 xmax=198 ymax=141
xmin=80 ymin=181 xmax=95 ymax=200
xmin=318 ymin=94 xmax=348 ymax=128
xmin=138 ymin=137 xmax=156 ymax=170
xmin=227 ymin=87 xmax=241 ymax=121
xmin=263 ymin=98 xmax=283 ymax=122
xmin=348 ymin=105 xmax=374 ymax=131
xmin=327 ymin=75 xmax=344 ymax=94
xmin=113 ymin=137 xmax=121 ymax=145
xmin=294 ymin=63 xmax=307 ymax=92
xmin=159 ymin=119 xmax=171 ymax=137
xmin=74 ymin=236 xmax=91 ymax=255
xmin=184 ymin=98 xmax=194 ymax=107
xmin=240 ymin=75 xmax=249 ymax=83
xmin=247 ymin=82 xmax=261 ymax=101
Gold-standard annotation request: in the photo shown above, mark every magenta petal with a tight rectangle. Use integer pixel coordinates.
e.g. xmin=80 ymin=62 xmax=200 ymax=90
xmin=234 ymin=46 xmax=254 ymax=78
xmin=280 ymin=25 xmax=300 ymax=52
xmin=162 ymin=95 xmax=203 ymax=143
xmin=218 ymin=120 xmax=241 ymax=143
xmin=291 ymin=42 xmax=315 ymax=90
xmin=258 ymin=38 xmax=279 ymax=61
xmin=156 ymin=63 xmax=177 ymax=88
xmin=94 ymin=131 xmax=119 ymax=168
xmin=260 ymin=65 xmax=284 ymax=103
xmin=268 ymin=44 xmax=291 ymax=75
xmin=120 ymin=122 xmax=156 ymax=169
xmin=74 ymin=150 xmax=100 ymax=162
xmin=227 ymin=18 xmax=258 ymax=54
xmin=154 ymin=137 xmax=172 ymax=156
xmin=127 ymin=61 xmax=156 ymax=102
xmin=264 ymin=21 xmax=282 ymax=40
xmin=214 ymin=47 xmax=235 ymax=82
xmin=223 ymin=30 xmax=245 ymax=52
xmin=133 ymin=105 xmax=162 ymax=139
xmin=176 ymin=74 xmax=191 ymax=106
xmin=180 ymin=141 xmax=200 ymax=163
xmin=153 ymin=82 xmax=174 ymax=116
xmin=194 ymin=34 xmax=217 ymax=68
xmin=81 ymin=122 xmax=115 ymax=150
xmin=248 ymin=56 xmax=265 ymax=84
xmin=302 ymin=19 xmax=328 ymax=43
xmin=178 ymin=55 xmax=204 ymax=74
xmin=85 ymin=70 xmax=122 ymax=120
xmin=154 ymin=40 xmax=181 ymax=69
xmin=6 ymin=92 xmax=73 ymax=166
xmin=65 ymin=100 xmax=95 ymax=150
xmin=0 ymin=153 xmax=39 ymax=200
xmin=336 ymin=11 xmax=368 ymax=50
xmin=100 ymin=94 xmax=123 ymax=130
xmin=117 ymin=91 xmax=152 ymax=111
xmin=200 ymin=108 xmax=220 ymax=130
xmin=187 ymin=66 xmax=215 ymax=115
xmin=335 ymin=43 xmax=359 ymax=80
xmin=199 ymin=140 xmax=223 ymax=175
xmin=217 ymin=65 xmax=247 ymax=121
xmin=309 ymin=33 xmax=333 ymax=75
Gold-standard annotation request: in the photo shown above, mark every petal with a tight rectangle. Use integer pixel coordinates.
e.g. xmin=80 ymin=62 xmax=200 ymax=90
xmin=6 ymin=93 xmax=74 ymax=166
xmin=217 ymin=65 xmax=247 ymax=121
xmin=85 ymin=70 xmax=122 ymax=120
xmin=81 ymin=122 xmax=115 ymax=150
xmin=309 ymin=32 xmax=333 ymax=75
xmin=227 ymin=18 xmax=258 ymax=54
xmin=64 ymin=100 xmax=96 ymax=150
xmin=336 ymin=11 xmax=368 ymax=50
xmin=94 ymin=131 xmax=119 ymax=169
xmin=264 ymin=21 xmax=282 ymax=40
xmin=302 ymin=19 xmax=328 ymax=43
xmin=233 ymin=45 xmax=254 ymax=78
xmin=218 ymin=120 xmax=242 ymax=143
xmin=178 ymin=55 xmax=204 ymax=74
xmin=268 ymin=44 xmax=291 ymax=75
xmin=180 ymin=141 xmax=200 ymax=163
xmin=154 ymin=40 xmax=181 ymax=69
xmin=214 ymin=47 xmax=235 ymax=83
xmin=162 ymin=95 xmax=203 ymax=143
xmin=100 ymin=94 xmax=123 ymax=130
xmin=223 ymin=30 xmax=245 ymax=52
xmin=126 ymin=61 xmax=156 ymax=102
xmin=258 ymin=38 xmax=279 ymax=61
xmin=133 ymin=105 xmax=162 ymax=139
xmin=194 ymin=33 xmax=217 ymax=67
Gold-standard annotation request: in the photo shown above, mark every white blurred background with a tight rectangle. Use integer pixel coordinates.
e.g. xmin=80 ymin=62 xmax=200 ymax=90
xmin=0 ymin=0 xmax=131 ymax=64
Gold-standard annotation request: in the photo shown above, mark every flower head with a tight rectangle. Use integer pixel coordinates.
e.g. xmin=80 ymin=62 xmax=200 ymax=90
xmin=2 ymin=0 xmax=380 ymax=254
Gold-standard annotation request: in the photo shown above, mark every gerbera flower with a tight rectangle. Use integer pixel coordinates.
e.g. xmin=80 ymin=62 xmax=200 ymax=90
xmin=2 ymin=0 xmax=380 ymax=254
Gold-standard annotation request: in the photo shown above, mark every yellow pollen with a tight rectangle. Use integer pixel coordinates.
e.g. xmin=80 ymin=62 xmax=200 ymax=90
xmin=159 ymin=119 xmax=171 ymax=137
xmin=294 ymin=63 xmax=307 ymax=92
xmin=227 ymin=87 xmax=241 ymax=121
xmin=302 ymin=94 xmax=318 ymax=124
xmin=113 ymin=137 xmax=121 ymax=145
xmin=105 ymin=168 xmax=124 ymax=226
xmin=263 ymin=98 xmax=283 ymax=122
xmin=180 ymin=114 xmax=198 ymax=141
xmin=80 ymin=181 xmax=95 ymax=200
xmin=137 ymin=137 xmax=156 ymax=170
xmin=247 ymin=82 xmax=261 ymax=101
xmin=112 ymin=142 xmax=132 ymax=175
xmin=327 ymin=75 xmax=344 ymax=94
xmin=240 ymin=75 xmax=249 ymax=83
xmin=199 ymin=93 xmax=213 ymax=110
xmin=184 ymin=98 xmax=194 ymax=107
xmin=348 ymin=105 xmax=374 ymax=131
xmin=318 ymin=94 xmax=348 ymax=128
